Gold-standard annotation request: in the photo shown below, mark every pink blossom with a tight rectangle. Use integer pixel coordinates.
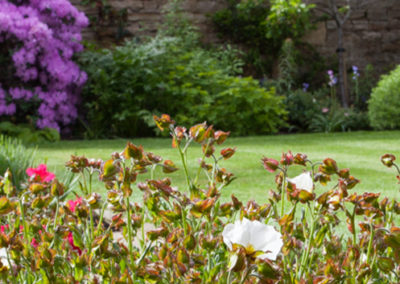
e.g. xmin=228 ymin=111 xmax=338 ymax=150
xmin=67 ymin=232 xmax=82 ymax=255
xmin=31 ymin=238 xmax=38 ymax=248
xmin=322 ymin=108 xmax=329 ymax=113
xmin=0 ymin=224 xmax=9 ymax=233
xmin=67 ymin=196 xmax=83 ymax=213
xmin=26 ymin=164 xmax=55 ymax=182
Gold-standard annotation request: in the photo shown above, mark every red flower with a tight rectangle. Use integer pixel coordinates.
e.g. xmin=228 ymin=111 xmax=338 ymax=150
xmin=280 ymin=151 xmax=294 ymax=166
xmin=0 ymin=224 xmax=9 ymax=233
xmin=261 ymin=157 xmax=279 ymax=173
xmin=67 ymin=197 xmax=83 ymax=213
xmin=67 ymin=232 xmax=82 ymax=255
xmin=31 ymin=238 xmax=39 ymax=248
xmin=26 ymin=164 xmax=55 ymax=182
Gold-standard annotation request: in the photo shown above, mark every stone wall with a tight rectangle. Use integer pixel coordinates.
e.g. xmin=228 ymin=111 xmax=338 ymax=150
xmin=72 ymin=0 xmax=400 ymax=73
xmin=72 ymin=0 xmax=226 ymax=45
xmin=305 ymin=0 xmax=400 ymax=72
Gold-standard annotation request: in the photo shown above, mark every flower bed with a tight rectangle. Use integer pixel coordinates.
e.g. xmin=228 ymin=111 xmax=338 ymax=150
xmin=0 ymin=115 xmax=399 ymax=282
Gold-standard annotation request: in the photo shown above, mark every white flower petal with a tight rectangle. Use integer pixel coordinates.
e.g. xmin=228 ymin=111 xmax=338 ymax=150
xmin=287 ymin=171 xmax=313 ymax=193
xmin=0 ymin=248 xmax=10 ymax=268
xmin=222 ymin=218 xmax=251 ymax=249
xmin=223 ymin=218 xmax=283 ymax=261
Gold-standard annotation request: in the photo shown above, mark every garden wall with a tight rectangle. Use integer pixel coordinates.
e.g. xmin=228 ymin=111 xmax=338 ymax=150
xmin=72 ymin=0 xmax=400 ymax=72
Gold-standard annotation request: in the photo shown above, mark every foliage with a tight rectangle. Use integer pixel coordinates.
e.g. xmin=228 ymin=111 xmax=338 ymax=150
xmin=265 ymin=0 xmax=315 ymax=45
xmin=0 ymin=0 xmax=88 ymax=132
xmin=368 ymin=65 xmax=400 ymax=130
xmin=79 ymin=35 xmax=285 ymax=138
xmin=211 ymin=0 xmax=314 ymax=76
xmin=284 ymin=87 xmax=370 ymax=133
xmin=0 ymin=135 xmax=35 ymax=190
xmin=284 ymin=89 xmax=320 ymax=132
xmin=0 ymin=115 xmax=399 ymax=282
xmin=350 ymin=64 xmax=377 ymax=111
xmin=0 ymin=122 xmax=60 ymax=144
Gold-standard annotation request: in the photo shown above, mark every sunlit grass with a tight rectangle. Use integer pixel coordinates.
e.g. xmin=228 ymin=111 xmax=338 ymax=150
xmin=35 ymin=131 xmax=400 ymax=203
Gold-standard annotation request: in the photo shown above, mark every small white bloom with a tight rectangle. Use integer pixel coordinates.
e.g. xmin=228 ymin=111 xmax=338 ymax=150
xmin=0 ymin=248 xmax=10 ymax=268
xmin=222 ymin=218 xmax=283 ymax=261
xmin=287 ymin=171 xmax=313 ymax=193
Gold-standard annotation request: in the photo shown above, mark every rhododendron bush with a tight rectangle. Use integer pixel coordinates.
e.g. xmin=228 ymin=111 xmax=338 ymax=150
xmin=0 ymin=0 xmax=88 ymax=131
xmin=0 ymin=115 xmax=399 ymax=282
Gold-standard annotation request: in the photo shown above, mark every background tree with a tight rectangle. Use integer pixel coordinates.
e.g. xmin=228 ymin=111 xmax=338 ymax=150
xmin=314 ymin=0 xmax=371 ymax=108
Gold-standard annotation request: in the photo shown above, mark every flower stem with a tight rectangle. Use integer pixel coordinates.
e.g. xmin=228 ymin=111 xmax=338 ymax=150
xmin=176 ymin=139 xmax=192 ymax=192
xmin=126 ymin=196 xmax=134 ymax=266
xmin=280 ymin=169 xmax=287 ymax=219
xmin=194 ymin=139 xmax=211 ymax=186
xmin=366 ymin=222 xmax=375 ymax=264
xmin=53 ymin=197 xmax=59 ymax=232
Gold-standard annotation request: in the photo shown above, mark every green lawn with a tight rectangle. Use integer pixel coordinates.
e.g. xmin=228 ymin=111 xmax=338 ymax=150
xmin=35 ymin=131 xmax=400 ymax=203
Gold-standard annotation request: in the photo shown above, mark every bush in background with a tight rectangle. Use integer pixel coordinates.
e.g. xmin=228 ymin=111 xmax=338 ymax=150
xmin=368 ymin=65 xmax=400 ymax=130
xmin=80 ymin=36 xmax=286 ymax=138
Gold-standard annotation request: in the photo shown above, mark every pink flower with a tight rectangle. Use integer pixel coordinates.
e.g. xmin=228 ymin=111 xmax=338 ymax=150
xmin=322 ymin=107 xmax=329 ymax=113
xmin=0 ymin=224 xmax=9 ymax=233
xmin=26 ymin=164 xmax=55 ymax=182
xmin=67 ymin=232 xmax=82 ymax=255
xmin=261 ymin=157 xmax=280 ymax=173
xmin=31 ymin=238 xmax=39 ymax=248
xmin=281 ymin=151 xmax=294 ymax=166
xmin=67 ymin=196 xmax=83 ymax=213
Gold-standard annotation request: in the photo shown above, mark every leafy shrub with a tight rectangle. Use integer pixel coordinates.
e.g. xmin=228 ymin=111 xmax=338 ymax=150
xmin=0 ymin=122 xmax=60 ymax=144
xmin=0 ymin=0 xmax=88 ymax=132
xmin=0 ymin=115 xmax=399 ymax=282
xmin=368 ymin=66 xmax=400 ymax=130
xmin=284 ymin=89 xmax=320 ymax=132
xmin=265 ymin=0 xmax=315 ymax=46
xmin=80 ymin=36 xmax=286 ymax=138
xmin=0 ymin=135 xmax=35 ymax=190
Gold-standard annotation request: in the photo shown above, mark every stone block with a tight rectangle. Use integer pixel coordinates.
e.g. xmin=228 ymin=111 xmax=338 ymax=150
xmin=350 ymin=20 xmax=369 ymax=30
xmin=367 ymin=8 xmax=387 ymax=21
xmin=303 ymin=22 xmax=326 ymax=45
xmin=128 ymin=12 xmax=161 ymax=22
xmin=388 ymin=8 xmax=400 ymax=19
xmin=361 ymin=31 xmax=382 ymax=41
xmin=195 ymin=1 xmax=221 ymax=14
xmin=368 ymin=20 xmax=389 ymax=31
xmin=326 ymin=20 xmax=337 ymax=30
xmin=127 ymin=1 xmax=144 ymax=12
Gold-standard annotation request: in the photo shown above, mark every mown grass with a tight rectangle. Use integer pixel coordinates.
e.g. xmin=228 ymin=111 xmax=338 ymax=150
xmin=35 ymin=131 xmax=400 ymax=203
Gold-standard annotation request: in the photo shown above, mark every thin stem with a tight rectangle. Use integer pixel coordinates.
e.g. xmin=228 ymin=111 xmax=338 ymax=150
xmin=176 ymin=139 xmax=192 ymax=191
xmin=53 ymin=197 xmax=59 ymax=232
xmin=136 ymin=241 xmax=153 ymax=266
xmin=239 ymin=266 xmax=251 ymax=284
xmin=366 ymin=222 xmax=375 ymax=264
xmin=280 ymin=169 xmax=287 ymax=218
xmin=19 ymin=195 xmax=28 ymax=243
xmin=298 ymin=204 xmax=317 ymax=279
xmin=194 ymin=139 xmax=211 ymax=186
xmin=96 ymin=201 xmax=109 ymax=233
xmin=126 ymin=197 xmax=134 ymax=266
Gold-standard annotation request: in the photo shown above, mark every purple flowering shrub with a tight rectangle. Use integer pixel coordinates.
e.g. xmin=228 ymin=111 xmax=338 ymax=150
xmin=0 ymin=0 xmax=88 ymax=131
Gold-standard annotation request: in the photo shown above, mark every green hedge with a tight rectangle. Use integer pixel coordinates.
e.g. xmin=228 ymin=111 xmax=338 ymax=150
xmin=368 ymin=66 xmax=400 ymax=130
xmin=79 ymin=36 xmax=286 ymax=138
